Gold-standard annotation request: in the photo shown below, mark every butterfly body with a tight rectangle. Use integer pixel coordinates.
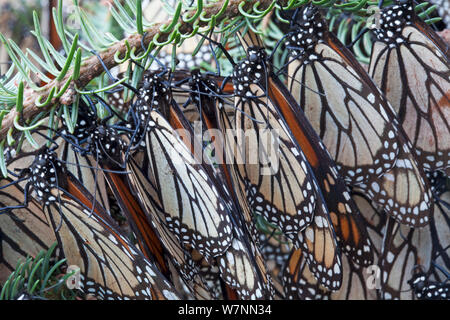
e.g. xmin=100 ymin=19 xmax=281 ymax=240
xmin=409 ymin=271 xmax=450 ymax=300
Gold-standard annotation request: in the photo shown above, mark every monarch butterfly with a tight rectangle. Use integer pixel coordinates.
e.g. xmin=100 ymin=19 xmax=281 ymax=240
xmin=56 ymin=98 xmax=170 ymax=277
xmin=127 ymin=70 xmax=271 ymax=299
xmin=0 ymin=132 xmax=60 ymax=280
xmin=268 ymin=71 xmax=374 ymax=267
xmin=284 ymin=4 xmax=433 ymax=227
xmin=368 ymin=0 xmax=450 ymax=175
xmin=59 ymin=105 xmax=111 ymax=212
xmin=194 ymin=42 xmax=344 ymax=290
xmin=1 ymin=145 xmax=179 ymax=300
xmin=0 ymin=123 xmax=113 ymax=283
xmin=224 ymin=29 xmax=376 ymax=268
xmin=127 ymin=155 xmax=232 ymax=300
xmin=130 ymin=72 xmax=233 ymax=260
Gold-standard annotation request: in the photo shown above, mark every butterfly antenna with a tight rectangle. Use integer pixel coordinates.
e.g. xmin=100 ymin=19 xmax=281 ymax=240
xmin=0 ymin=182 xmax=30 ymax=213
xmin=93 ymin=93 xmax=128 ymax=123
xmin=432 ymin=262 xmax=450 ymax=280
xmin=197 ymin=32 xmax=236 ymax=67
xmin=206 ymin=31 xmax=222 ymax=77
xmin=267 ymin=35 xmax=289 ymax=62
xmin=91 ymin=50 xmax=140 ymax=95
xmin=57 ymin=158 xmax=131 ymax=174
xmin=346 ymin=28 xmax=371 ymax=49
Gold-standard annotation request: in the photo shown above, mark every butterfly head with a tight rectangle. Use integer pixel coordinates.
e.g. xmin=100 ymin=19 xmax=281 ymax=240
xmin=127 ymin=72 xmax=172 ymax=148
xmin=61 ymin=103 xmax=96 ymax=142
xmin=136 ymin=72 xmax=171 ymax=118
xmin=86 ymin=125 xmax=126 ymax=165
xmin=373 ymin=1 xmax=414 ymax=44
xmin=232 ymin=47 xmax=266 ymax=97
xmin=409 ymin=271 xmax=427 ymax=291
xmin=30 ymin=147 xmax=66 ymax=206
xmin=286 ymin=5 xmax=326 ymax=61
xmin=189 ymin=69 xmax=220 ymax=115
xmin=247 ymin=47 xmax=266 ymax=63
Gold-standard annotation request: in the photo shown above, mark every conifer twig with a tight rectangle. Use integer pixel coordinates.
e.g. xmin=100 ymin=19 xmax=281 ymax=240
xmin=0 ymin=0 xmax=284 ymax=141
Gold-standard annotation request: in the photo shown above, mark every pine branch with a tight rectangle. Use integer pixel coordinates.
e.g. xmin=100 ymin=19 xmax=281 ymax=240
xmin=0 ymin=0 xmax=284 ymax=142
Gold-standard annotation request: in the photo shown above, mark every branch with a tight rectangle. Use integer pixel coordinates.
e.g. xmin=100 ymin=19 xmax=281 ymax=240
xmin=0 ymin=0 xmax=285 ymax=141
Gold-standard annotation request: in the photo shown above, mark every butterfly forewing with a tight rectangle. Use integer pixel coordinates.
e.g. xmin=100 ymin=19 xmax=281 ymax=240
xmin=44 ymin=193 xmax=178 ymax=300
xmin=232 ymin=52 xmax=316 ymax=239
xmin=369 ymin=2 xmax=450 ymax=174
xmin=127 ymin=156 xmax=219 ymax=299
xmin=0 ymin=180 xmax=56 ymax=280
xmin=219 ymin=47 xmax=343 ymax=290
xmin=144 ymin=109 xmax=232 ymax=260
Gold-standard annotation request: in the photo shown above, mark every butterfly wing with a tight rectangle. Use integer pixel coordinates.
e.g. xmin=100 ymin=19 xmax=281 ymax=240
xmin=285 ymin=5 xmax=433 ymax=227
xmin=44 ymin=172 xmax=180 ymax=300
xmin=369 ymin=2 xmax=450 ymax=174
xmin=0 ymin=180 xmax=56 ymax=281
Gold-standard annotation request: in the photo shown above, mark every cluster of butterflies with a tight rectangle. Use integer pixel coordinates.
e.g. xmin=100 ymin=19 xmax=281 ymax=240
xmin=0 ymin=0 xmax=449 ymax=300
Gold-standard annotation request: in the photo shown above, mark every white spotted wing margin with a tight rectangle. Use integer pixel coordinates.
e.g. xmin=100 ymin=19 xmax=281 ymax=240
xmin=282 ymin=249 xmax=331 ymax=300
xmin=358 ymin=154 xmax=433 ymax=228
xmin=369 ymin=2 xmax=450 ymax=174
xmin=43 ymin=172 xmax=180 ymax=300
xmin=216 ymin=238 xmax=268 ymax=300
